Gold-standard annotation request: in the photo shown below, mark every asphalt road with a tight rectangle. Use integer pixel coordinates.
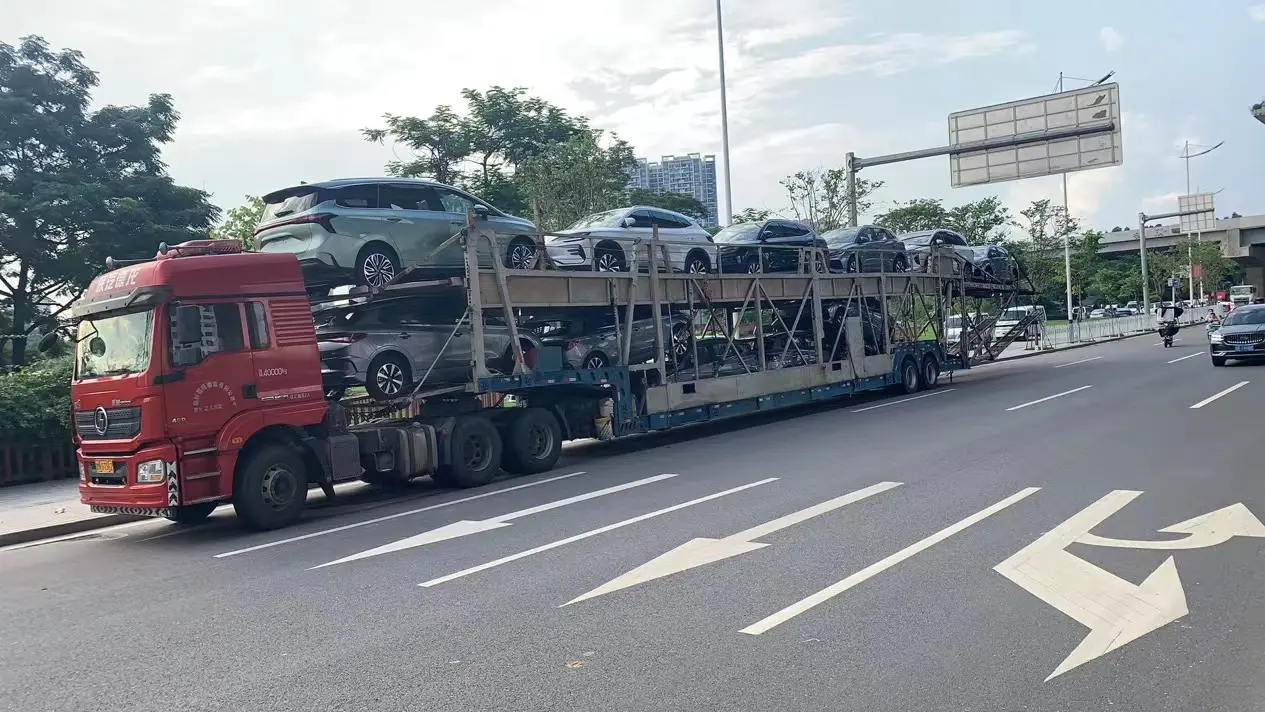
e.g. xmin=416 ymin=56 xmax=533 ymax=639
xmin=3 ymin=330 xmax=1264 ymax=712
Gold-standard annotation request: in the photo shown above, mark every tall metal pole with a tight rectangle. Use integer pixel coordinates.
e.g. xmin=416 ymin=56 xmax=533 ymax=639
xmin=1058 ymin=73 xmax=1075 ymax=340
xmin=1139 ymin=212 xmax=1150 ymax=316
xmin=845 ymin=152 xmax=858 ymax=228
xmin=715 ymin=0 xmax=734 ymax=227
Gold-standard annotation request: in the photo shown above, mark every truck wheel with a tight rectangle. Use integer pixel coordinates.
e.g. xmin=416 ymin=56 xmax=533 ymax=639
xmin=433 ymin=416 xmax=502 ymax=488
xmin=232 ymin=444 xmax=308 ymax=530
xmin=921 ymin=355 xmax=940 ymax=389
xmin=502 ymin=408 xmax=562 ymax=475
xmin=164 ymin=502 xmax=217 ymax=525
xmin=897 ymin=357 xmax=921 ymax=394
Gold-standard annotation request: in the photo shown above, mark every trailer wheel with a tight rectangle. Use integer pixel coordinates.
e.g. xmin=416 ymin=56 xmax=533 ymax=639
xmin=433 ymin=416 xmax=502 ymax=488
xmin=921 ymin=355 xmax=940 ymax=389
xmin=164 ymin=502 xmax=217 ymax=525
xmin=502 ymin=408 xmax=562 ymax=475
xmin=897 ymin=357 xmax=921 ymax=394
xmin=232 ymin=444 xmax=308 ymax=530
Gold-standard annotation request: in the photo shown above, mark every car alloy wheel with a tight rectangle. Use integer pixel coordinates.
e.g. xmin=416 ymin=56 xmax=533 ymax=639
xmin=375 ymin=362 xmax=405 ymax=396
xmin=363 ymin=252 xmax=396 ymax=287
xmin=508 ymin=242 xmax=536 ymax=270
xmin=686 ymin=256 xmax=708 ymax=274
xmin=596 ymin=252 xmax=622 ymax=272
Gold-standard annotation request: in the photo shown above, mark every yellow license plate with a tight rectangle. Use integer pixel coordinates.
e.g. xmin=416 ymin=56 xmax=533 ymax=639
xmin=94 ymin=460 xmax=114 ymax=474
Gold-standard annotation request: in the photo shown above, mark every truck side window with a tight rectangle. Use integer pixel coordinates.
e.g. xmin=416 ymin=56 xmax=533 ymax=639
xmin=170 ymin=303 xmax=245 ymax=367
xmin=246 ymin=302 xmax=270 ymax=349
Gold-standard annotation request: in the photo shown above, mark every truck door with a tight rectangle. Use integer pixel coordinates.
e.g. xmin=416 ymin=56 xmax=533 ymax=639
xmin=159 ymin=303 xmax=255 ymax=447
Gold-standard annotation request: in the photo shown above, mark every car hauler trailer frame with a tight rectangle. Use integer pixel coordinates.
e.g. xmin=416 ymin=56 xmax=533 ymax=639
xmin=64 ymin=219 xmax=1017 ymax=531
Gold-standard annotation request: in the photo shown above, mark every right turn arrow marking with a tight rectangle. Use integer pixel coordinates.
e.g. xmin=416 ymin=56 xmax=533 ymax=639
xmin=562 ymin=481 xmax=902 ymax=607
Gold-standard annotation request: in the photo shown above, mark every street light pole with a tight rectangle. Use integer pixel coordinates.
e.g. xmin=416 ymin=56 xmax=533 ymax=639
xmin=1179 ymin=140 xmax=1223 ymax=303
xmin=715 ymin=0 xmax=734 ymax=227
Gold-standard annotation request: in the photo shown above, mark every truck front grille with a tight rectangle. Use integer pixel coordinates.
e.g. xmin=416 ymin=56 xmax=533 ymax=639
xmin=73 ymin=407 xmax=142 ymax=440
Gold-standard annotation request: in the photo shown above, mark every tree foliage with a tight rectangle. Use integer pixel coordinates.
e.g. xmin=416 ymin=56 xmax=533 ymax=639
xmin=875 ymin=196 xmax=1010 ymax=244
xmin=514 ymin=131 xmax=636 ymax=231
xmin=363 ymin=86 xmax=599 ymax=218
xmin=0 ymin=36 xmax=218 ymax=365
xmin=213 ymin=195 xmax=265 ymax=250
xmin=781 ymin=169 xmax=882 ymax=233
xmin=0 ymin=357 xmax=71 ymax=444
xmin=732 ymin=207 xmax=774 ymax=224
xmin=627 ymin=188 xmax=708 ymax=222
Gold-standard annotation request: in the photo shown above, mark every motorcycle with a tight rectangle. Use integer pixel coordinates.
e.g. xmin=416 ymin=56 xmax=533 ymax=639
xmin=1158 ymin=321 xmax=1179 ymax=348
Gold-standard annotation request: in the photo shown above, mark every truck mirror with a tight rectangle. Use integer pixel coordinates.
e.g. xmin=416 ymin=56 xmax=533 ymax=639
xmin=175 ymin=305 xmax=204 ymax=345
xmin=36 ymin=331 xmax=59 ymax=353
xmin=88 ymin=336 xmax=106 ymax=357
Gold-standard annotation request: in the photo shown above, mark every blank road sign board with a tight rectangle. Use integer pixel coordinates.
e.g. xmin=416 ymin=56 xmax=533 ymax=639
xmin=948 ymin=83 xmax=1123 ymax=188
xmin=1178 ymin=193 xmax=1216 ymax=233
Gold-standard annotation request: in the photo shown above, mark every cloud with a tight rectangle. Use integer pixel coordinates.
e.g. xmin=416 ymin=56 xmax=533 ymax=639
xmin=1141 ymin=192 xmax=1183 ymax=212
xmin=1099 ymin=27 xmax=1123 ymax=52
xmin=1250 ymin=4 xmax=1265 ymax=21
xmin=1003 ymin=167 xmax=1125 ymax=228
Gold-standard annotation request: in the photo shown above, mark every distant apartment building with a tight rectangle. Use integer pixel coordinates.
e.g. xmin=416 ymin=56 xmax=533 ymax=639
xmin=628 ymin=153 xmax=719 ymax=227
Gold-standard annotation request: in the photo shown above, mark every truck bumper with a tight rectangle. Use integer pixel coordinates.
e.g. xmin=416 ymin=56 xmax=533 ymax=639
xmin=78 ymin=442 xmax=181 ymax=511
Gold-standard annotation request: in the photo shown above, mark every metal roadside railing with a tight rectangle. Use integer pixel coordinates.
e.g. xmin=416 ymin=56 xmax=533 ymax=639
xmin=1035 ymin=311 xmax=1204 ymax=351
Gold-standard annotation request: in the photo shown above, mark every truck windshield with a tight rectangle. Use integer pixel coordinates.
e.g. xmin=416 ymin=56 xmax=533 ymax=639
xmin=1230 ymin=286 xmax=1255 ymax=296
xmin=75 ymin=309 xmax=155 ymax=380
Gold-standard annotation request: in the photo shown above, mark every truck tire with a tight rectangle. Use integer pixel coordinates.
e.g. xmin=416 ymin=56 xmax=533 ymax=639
xmin=164 ymin=502 xmax=217 ymax=525
xmin=502 ymin=408 xmax=562 ymax=475
xmin=921 ymin=355 xmax=940 ymax=389
xmin=897 ymin=357 xmax=921 ymax=394
xmin=433 ymin=416 xmax=502 ymax=488
xmin=232 ymin=444 xmax=309 ymax=531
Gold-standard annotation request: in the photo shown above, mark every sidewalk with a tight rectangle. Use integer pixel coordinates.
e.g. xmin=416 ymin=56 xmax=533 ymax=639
xmin=0 ymin=479 xmax=142 ymax=547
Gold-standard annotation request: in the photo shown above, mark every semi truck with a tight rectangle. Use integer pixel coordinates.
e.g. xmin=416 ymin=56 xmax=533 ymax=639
xmin=53 ymin=224 xmax=1019 ymax=531
xmin=1229 ymin=284 xmax=1257 ymax=307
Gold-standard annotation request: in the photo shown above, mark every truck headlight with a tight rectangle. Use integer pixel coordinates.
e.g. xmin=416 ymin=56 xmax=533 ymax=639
xmin=136 ymin=459 xmax=166 ymax=483
xmin=78 ymin=461 xmax=86 ymax=482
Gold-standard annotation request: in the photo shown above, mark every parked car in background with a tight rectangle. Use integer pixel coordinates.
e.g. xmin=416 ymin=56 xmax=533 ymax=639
xmin=993 ymin=305 xmax=1046 ymax=339
xmin=820 ymin=225 xmax=909 ymax=273
xmin=1089 ymin=308 xmax=1108 ymax=319
xmin=546 ymin=207 xmax=713 ymax=273
xmin=713 ymin=219 xmax=827 ymax=273
xmin=317 ymin=296 xmax=540 ymax=401
xmin=256 ymin=177 xmax=539 ymax=290
xmin=523 ymin=307 xmax=693 ymax=369
xmin=967 ymin=244 xmax=1018 ymax=283
xmin=898 ymin=229 xmax=975 ymax=274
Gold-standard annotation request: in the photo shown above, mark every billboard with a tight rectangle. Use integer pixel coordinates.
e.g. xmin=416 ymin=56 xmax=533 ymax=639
xmin=948 ymin=83 xmax=1123 ymax=187
xmin=1178 ymin=193 xmax=1216 ymax=233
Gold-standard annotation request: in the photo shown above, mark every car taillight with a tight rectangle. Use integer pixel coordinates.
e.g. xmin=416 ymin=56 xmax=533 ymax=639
xmin=255 ymin=212 xmax=337 ymax=235
xmin=327 ymin=333 xmax=368 ymax=343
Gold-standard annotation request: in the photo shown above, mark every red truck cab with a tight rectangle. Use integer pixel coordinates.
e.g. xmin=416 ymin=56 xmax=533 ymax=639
xmin=70 ymin=240 xmax=336 ymax=528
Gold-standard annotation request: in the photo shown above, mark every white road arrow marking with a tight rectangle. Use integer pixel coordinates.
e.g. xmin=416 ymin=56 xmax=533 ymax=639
xmin=995 ymin=490 xmax=1186 ymax=681
xmin=742 ymin=487 xmax=1040 ymax=636
xmin=310 ymin=473 xmax=676 ymax=569
xmin=419 ymin=478 xmax=778 ymax=588
xmin=1077 ymin=502 xmax=1265 ymax=550
xmin=562 ymin=481 xmax=902 ymax=607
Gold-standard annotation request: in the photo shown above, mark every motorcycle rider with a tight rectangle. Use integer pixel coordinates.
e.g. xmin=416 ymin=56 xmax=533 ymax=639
xmin=1157 ymin=304 xmax=1183 ymax=340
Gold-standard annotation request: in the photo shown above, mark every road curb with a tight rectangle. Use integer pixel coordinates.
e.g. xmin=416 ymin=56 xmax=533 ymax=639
xmin=0 ymin=514 xmax=146 ymax=548
xmin=995 ymin=323 xmax=1199 ymax=364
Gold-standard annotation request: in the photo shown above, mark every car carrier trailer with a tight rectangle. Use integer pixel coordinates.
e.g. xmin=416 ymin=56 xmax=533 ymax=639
xmin=57 ymin=219 xmax=1020 ymax=531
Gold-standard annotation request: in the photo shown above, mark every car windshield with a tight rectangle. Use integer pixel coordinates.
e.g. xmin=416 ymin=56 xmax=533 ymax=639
xmin=262 ymin=190 xmax=318 ymax=222
xmin=712 ymin=224 xmax=762 ymax=244
xmin=999 ymin=308 xmax=1029 ymax=322
xmin=902 ymin=234 xmax=934 ymax=247
xmin=1223 ymin=308 xmax=1265 ymax=326
xmin=566 ymin=210 xmax=627 ymax=230
xmin=74 ymin=309 xmax=155 ymax=380
xmin=821 ymin=227 xmax=860 ymax=245
xmin=946 ymin=317 xmax=962 ymax=329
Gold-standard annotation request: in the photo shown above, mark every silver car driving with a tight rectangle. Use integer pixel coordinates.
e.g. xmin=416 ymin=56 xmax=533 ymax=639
xmin=256 ymin=177 xmax=539 ymax=289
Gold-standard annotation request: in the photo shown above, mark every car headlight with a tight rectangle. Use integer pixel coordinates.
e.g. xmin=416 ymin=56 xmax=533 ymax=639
xmin=136 ymin=459 xmax=166 ymax=484
xmin=1210 ymin=332 xmax=1223 ymax=343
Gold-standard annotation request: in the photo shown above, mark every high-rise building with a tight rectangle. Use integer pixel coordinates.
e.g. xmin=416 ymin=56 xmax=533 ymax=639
xmin=628 ymin=153 xmax=719 ymax=227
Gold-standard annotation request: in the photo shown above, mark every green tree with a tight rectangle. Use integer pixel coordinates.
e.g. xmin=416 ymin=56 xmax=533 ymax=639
xmin=363 ymin=86 xmax=591 ymax=217
xmin=0 ymin=36 xmax=218 ymax=366
xmin=213 ymin=195 xmax=265 ymax=250
xmin=1070 ymin=230 xmax=1103 ymax=303
xmin=732 ymin=208 xmax=774 ymax=224
xmin=627 ymin=188 xmax=707 ymax=222
xmin=875 ymin=198 xmax=949 ymax=234
xmin=1011 ymin=199 xmax=1080 ymax=311
xmin=1181 ymin=237 xmax=1233 ymax=293
xmin=515 ymin=130 xmax=636 ymax=231
xmin=781 ymin=169 xmax=882 ymax=233
xmin=948 ymin=196 xmax=1011 ymax=245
